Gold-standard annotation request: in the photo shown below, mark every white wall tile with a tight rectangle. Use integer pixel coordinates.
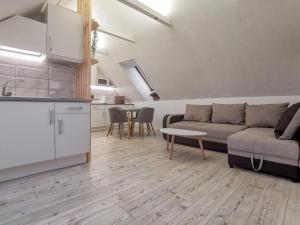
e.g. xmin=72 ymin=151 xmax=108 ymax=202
xmin=16 ymin=66 xmax=48 ymax=80
xmin=0 ymin=64 xmax=15 ymax=76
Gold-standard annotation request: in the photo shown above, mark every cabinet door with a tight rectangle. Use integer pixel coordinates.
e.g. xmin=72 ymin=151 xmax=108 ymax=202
xmin=55 ymin=113 xmax=90 ymax=158
xmin=47 ymin=4 xmax=83 ymax=63
xmin=0 ymin=102 xmax=55 ymax=170
xmin=91 ymin=109 xmax=106 ymax=128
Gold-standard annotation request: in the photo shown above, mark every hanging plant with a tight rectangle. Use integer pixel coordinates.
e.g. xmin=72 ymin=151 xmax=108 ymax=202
xmin=91 ymin=30 xmax=98 ymax=59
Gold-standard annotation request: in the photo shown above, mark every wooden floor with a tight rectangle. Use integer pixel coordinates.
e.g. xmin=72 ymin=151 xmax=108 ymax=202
xmin=0 ymin=131 xmax=300 ymax=225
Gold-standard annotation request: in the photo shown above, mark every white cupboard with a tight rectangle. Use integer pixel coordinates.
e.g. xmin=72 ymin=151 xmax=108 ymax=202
xmin=0 ymin=101 xmax=90 ymax=171
xmin=46 ymin=4 xmax=83 ymax=63
xmin=0 ymin=102 xmax=55 ymax=170
xmin=55 ymin=103 xmax=90 ymax=158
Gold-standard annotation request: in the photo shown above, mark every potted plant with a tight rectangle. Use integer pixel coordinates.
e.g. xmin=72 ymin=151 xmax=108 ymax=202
xmin=91 ymin=19 xmax=99 ymax=65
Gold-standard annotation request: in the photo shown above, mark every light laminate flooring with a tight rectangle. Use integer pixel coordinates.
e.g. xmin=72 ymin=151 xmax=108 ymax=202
xmin=0 ymin=131 xmax=299 ymax=225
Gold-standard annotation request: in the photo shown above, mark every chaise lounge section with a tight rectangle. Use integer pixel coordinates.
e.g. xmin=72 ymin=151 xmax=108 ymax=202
xmin=163 ymin=102 xmax=300 ymax=181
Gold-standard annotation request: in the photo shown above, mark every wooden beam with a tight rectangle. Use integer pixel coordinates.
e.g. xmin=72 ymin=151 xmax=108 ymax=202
xmin=116 ymin=0 xmax=172 ymax=27
xmin=75 ymin=0 xmax=91 ymax=100
xmin=97 ymin=25 xmax=136 ymax=43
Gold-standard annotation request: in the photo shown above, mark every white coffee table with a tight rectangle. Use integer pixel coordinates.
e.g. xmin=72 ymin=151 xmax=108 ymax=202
xmin=160 ymin=128 xmax=207 ymax=160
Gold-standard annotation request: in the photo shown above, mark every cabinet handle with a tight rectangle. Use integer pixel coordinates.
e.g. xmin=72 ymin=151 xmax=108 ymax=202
xmin=49 ymin=35 xmax=53 ymax=52
xmin=66 ymin=106 xmax=83 ymax=111
xmin=49 ymin=106 xmax=54 ymax=125
xmin=58 ymin=117 xmax=63 ymax=134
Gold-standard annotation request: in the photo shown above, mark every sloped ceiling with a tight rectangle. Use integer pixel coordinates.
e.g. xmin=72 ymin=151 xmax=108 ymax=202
xmin=93 ymin=0 xmax=300 ymax=101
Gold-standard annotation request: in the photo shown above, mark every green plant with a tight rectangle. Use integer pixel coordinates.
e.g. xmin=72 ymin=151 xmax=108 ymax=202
xmin=91 ymin=30 xmax=98 ymax=58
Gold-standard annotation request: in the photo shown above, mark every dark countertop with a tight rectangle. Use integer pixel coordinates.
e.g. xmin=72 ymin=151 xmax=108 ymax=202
xmin=91 ymin=103 xmax=134 ymax=105
xmin=0 ymin=97 xmax=91 ymax=103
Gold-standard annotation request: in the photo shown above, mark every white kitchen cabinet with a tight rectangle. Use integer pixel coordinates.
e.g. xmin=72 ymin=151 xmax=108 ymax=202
xmin=0 ymin=102 xmax=55 ymax=170
xmin=55 ymin=103 xmax=90 ymax=158
xmin=46 ymin=4 xmax=83 ymax=63
xmin=0 ymin=16 xmax=47 ymax=55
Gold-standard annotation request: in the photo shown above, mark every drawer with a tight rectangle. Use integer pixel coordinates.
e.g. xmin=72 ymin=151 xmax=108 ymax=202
xmin=91 ymin=105 xmax=106 ymax=110
xmin=55 ymin=102 xmax=90 ymax=114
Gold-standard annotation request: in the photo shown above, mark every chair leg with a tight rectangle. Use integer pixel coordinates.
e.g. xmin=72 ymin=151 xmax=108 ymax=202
xmin=111 ymin=123 xmax=114 ymax=135
xmin=141 ymin=123 xmax=144 ymax=139
xmin=150 ymin=123 xmax=156 ymax=136
xmin=132 ymin=121 xmax=135 ymax=136
xmin=119 ymin=123 xmax=122 ymax=139
xmin=107 ymin=123 xmax=112 ymax=137
xmin=139 ymin=123 xmax=141 ymax=136
xmin=146 ymin=123 xmax=151 ymax=136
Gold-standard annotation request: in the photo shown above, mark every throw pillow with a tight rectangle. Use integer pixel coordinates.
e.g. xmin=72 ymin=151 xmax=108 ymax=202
xmin=274 ymin=102 xmax=300 ymax=138
xmin=183 ymin=104 xmax=212 ymax=122
xmin=279 ymin=109 xmax=300 ymax=140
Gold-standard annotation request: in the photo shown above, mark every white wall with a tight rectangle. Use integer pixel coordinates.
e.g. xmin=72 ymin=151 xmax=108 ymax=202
xmin=134 ymin=96 xmax=300 ymax=128
xmin=92 ymin=0 xmax=300 ymax=101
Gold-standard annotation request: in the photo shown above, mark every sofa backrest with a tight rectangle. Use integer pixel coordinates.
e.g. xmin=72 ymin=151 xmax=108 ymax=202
xmin=245 ymin=103 xmax=289 ymax=128
xmin=183 ymin=102 xmax=289 ymax=128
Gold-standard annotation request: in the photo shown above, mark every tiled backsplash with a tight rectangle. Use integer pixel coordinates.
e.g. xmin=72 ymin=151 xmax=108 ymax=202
xmin=0 ymin=54 xmax=75 ymax=98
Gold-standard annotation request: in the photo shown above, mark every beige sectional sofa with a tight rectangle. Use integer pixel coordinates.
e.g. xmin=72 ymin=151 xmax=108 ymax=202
xmin=163 ymin=103 xmax=300 ymax=181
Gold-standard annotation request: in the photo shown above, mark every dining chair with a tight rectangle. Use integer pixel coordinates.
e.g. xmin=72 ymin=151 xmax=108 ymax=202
xmin=107 ymin=107 xmax=128 ymax=139
xmin=133 ymin=107 xmax=156 ymax=138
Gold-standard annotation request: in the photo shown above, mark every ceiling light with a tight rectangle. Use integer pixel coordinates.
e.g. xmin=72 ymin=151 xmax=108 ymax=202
xmin=0 ymin=46 xmax=43 ymax=57
xmin=91 ymin=85 xmax=115 ymax=91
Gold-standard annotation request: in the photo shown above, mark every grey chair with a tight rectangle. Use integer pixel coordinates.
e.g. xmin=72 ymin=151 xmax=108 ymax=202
xmin=107 ymin=107 xmax=128 ymax=139
xmin=133 ymin=107 xmax=156 ymax=138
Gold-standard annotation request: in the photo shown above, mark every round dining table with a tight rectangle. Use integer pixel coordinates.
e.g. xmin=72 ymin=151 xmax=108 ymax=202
xmin=121 ymin=108 xmax=141 ymax=137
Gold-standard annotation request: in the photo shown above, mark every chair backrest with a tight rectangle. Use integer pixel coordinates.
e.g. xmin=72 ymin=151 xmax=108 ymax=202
xmin=108 ymin=107 xmax=127 ymax=123
xmin=136 ymin=107 xmax=154 ymax=123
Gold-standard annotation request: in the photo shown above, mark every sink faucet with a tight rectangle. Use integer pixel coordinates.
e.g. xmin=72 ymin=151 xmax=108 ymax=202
xmin=2 ymin=78 xmax=24 ymax=96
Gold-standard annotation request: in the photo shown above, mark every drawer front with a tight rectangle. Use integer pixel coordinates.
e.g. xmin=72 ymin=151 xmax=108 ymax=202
xmin=91 ymin=105 xmax=106 ymax=110
xmin=55 ymin=102 xmax=90 ymax=114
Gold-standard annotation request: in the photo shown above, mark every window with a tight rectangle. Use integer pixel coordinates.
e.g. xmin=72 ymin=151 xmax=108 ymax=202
xmin=134 ymin=65 xmax=154 ymax=91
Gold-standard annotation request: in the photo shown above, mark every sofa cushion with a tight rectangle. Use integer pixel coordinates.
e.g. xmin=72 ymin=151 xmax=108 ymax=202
xmin=279 ymin=109 xmax=300 ymax=140
xmin=168 ymin=121 xmax=208 ymax=130
xmin=200 ymin=123 xmax=247 ymax=143
xmin=211 ymin=103 xmax=245 ymax=125
xmin=246 ymin=103 xmax=289 ymax=128
xmin=274 ymin=102 xmax=300 ymax=138
xmin=183 ymin=104 xmax=212 ymax=122
xmin=228 ymin=128 xmax=299 ymax=160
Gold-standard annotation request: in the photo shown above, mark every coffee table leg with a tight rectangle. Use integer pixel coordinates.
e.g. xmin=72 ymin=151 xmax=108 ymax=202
xmin=170 ymin=135 xmax=175 ymax=160
xmin=198 ymin=137 xmax=206 ymax=159
xmin=167 ymin=135 xmax=170 ymax=151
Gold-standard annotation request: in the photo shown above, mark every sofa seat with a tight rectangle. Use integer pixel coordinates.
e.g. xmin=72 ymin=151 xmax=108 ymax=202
xmin=200 ymin=123 xmax=247 ymax=144
xmin=228 ymin=128 xmax=300 ymax=163
xmin=168 ymin=121 xmax=247 ymax=144
xmin=168 ymin=121 xmax=208 ymax=130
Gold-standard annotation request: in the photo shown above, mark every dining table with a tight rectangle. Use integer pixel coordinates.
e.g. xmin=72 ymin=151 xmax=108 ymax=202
xmin=121 ymin=108 xmax=141 ymax=137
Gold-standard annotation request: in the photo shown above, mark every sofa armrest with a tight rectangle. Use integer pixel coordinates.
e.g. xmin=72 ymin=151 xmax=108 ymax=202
xmin=162 ymin=114 xmax=185 ymax=128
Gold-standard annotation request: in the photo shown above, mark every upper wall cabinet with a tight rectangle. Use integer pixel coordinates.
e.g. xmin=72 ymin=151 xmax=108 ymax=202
xmin=46 ymin=4 xmax=83 ymax=63
xmin=0 ymin=16 xmax=46 ymax=54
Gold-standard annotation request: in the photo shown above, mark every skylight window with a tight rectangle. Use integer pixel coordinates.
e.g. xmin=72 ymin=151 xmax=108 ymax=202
xmin=137 ymin=0 xmax=172 ymax=16
xmin=134 ymin=65 xmax=153 ymax=91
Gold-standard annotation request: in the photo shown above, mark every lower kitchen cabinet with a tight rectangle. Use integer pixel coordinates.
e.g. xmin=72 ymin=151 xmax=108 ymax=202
xmin=55 ymin=113 xmax=90 ymax=158
xmin=0 ymin=102 xmax=55 ymax=170
xmin=0 ymin=101 xmax=90 ymax=171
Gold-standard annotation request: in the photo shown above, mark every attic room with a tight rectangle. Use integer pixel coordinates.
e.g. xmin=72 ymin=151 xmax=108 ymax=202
xmin=0 ymin=0 xmax=299 ymax=224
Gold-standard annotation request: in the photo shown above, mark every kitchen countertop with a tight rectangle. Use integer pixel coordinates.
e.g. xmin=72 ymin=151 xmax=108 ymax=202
xmin=0 ymin=97 xmax=91 ymax=103
xmin=91 ymin=103 xmax=134 ymax=105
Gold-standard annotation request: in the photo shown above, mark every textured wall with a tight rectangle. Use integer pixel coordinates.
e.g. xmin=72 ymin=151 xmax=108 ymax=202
xmin=0 ymin=53 xmax=75 ymax=98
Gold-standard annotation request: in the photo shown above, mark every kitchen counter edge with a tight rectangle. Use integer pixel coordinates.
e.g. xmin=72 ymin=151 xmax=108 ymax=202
xmin=0 ymin=97 xmax=91 ymax=103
